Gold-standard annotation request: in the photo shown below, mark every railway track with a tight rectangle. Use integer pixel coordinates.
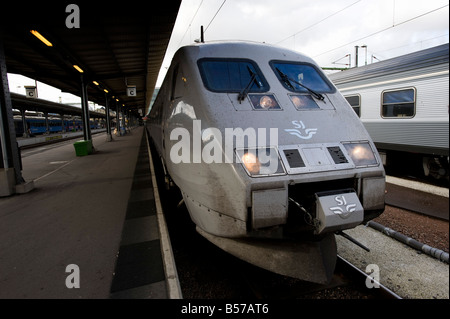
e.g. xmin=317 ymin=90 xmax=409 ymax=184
xmin=335 ymin=256 xmax=401 ymax=299
xmin=234 ymin=253 xmax=401 ymax=299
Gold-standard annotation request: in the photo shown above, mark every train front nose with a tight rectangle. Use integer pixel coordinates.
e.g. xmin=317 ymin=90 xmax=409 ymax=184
xmin=197 ymin=226 xmax=337 ymax=284
xmin=250 ymin=186 xmax=365 ymax=235
xmin=314 ymin=190 xmax=364 ymax=234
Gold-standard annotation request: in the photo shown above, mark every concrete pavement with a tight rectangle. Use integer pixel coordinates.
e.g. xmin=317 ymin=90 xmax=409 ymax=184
xmin=0 ymin=128 xmax=142 ymax=298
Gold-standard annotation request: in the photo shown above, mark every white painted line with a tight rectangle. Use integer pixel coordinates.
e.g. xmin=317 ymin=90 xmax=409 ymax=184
xmin=386 ymin=176 xmax=449 ymax=198
xmin=146 ymin=132 xmax=183 ymax=299
xmin=34 ymin=159 xmax=76 ymax=182
xmin=49 ymin=161 xmax=69 ymax=165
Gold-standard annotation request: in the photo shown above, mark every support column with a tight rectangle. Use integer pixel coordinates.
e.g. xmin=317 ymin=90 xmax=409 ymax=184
xmin=121 ymin=107 xmax=127 ymax=134
xmin=0 ymin=40 xmax=33 ymax=196
xmin=80 ymin=75 xmax=92 ymax=143
xmin=60 ymin=114 xmax=65 ymax=133
xmin=105 ymin=94 xmax=112 ymax=141
xmin=44 ymin=112 xmax=49 ymax=134
xmin=115 ymin=100 xmax=120 ymax=136
xmin=21 ymin=109 xmax=29 ymax=137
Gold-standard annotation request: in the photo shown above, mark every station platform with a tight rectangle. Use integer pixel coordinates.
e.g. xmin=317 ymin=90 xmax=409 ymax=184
xmin=385 ymin=176 xmax=449 ymax=221
xmin=16 ymin=128 xmax=107 ymax=149
xmin=0 ymin=126 xmax=181 ymax=299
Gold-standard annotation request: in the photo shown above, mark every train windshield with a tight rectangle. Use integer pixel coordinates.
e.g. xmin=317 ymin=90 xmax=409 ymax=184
xmin=198 ymin=58 xmax=269 ymax=93
xmin=270 ymin=61 xmax=333 ymax=93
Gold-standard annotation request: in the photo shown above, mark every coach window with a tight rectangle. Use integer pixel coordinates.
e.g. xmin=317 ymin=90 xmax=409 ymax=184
xmin=344 ymin=94 xmax=361 ymax=117
xmin=198 ymin=58 xmax=269 ymax=93
xmin=381 ymin=88 xmax=416 ymax=118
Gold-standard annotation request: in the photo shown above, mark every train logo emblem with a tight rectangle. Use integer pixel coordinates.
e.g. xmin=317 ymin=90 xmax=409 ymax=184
xmin=285 ymin=120 xmax=317 ymax=140
xmin=329 ymin=195 xmax=357 ymax=219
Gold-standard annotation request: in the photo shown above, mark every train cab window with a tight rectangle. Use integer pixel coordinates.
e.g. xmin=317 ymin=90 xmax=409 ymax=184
xmin=198 ymin=58 xmax=269 ymax=93
xmin=270 ymin=61 xmax=334 ymax=94
xmin=382 ymin=88 xmax=415 ymax=118
xmin=344 ymin=94 xmax=361 ymax=117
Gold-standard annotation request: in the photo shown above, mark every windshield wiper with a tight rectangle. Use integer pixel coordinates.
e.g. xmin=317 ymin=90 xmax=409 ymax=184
xmin=238 ymin=66 xmax=261 ymax=103
xmin=276 ymin=68 xmax=324 ymax=101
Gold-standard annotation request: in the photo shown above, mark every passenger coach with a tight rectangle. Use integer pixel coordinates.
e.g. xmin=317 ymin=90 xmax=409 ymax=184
xmin=329 ymin=43 xmax=449 ymax=180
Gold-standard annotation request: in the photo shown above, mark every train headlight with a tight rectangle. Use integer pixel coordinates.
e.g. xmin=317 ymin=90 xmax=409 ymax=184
xmin=236 ymin=147 xmax=286 ymax=177
xmin=241 ymin=152 xmax=261 ymax=175
xmin=259 ymin=95 xmax=276 ymax=109
xmin=248 ymin=94 xmax=281 ymax=110
xmin=343 ymin=142 xmax=378 ymax=167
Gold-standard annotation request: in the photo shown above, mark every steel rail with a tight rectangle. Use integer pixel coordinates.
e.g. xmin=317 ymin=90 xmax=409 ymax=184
xmin=337 ymin=255 xmax=402 ymax=299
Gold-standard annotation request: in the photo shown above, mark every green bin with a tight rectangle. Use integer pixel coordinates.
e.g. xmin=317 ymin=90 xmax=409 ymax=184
xmin=73 ymin=140 xmax=92 ymax=156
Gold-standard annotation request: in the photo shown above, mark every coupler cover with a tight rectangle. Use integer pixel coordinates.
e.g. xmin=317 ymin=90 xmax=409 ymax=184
xmin=315 ymin=190 xmax=364 ymax=234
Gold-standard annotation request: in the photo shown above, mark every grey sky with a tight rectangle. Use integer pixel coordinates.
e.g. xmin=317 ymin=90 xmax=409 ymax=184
xmin=158 ymin=0 xmax=449 ymax=84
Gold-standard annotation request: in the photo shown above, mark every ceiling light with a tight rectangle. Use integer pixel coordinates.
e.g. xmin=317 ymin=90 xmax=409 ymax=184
xmin=93 ymin=81 xmax=99 ymax=86
xmin=30 ymin=30 xmax=53 ymax=47
xmin=73 ymin=65 xmax=84 ymax=73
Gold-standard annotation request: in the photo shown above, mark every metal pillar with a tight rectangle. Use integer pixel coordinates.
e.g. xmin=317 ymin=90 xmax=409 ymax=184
xmin=20 ymin=109 xmax=28 ymax=137
xmin=44 ymin=112 xmax=49 ymax=134
xmin=105 ymin=94 xmax=112 ymax=141
xmin=60 ymin=114 xmax=64 ymax=132
xmin=0 ymin=91 xmax=9 ymax=171
xmin=121 ymin=108 xmax=126 ymax=133
xmin=115 ymin=100 xmax=120 ymax=136
xmin=0 ymin=39 xmax=33 ymax=195
xmin=0 ymin=40 xmax=22 ymax=179
xmin=80 ymin=75 xmax=92 ymax=142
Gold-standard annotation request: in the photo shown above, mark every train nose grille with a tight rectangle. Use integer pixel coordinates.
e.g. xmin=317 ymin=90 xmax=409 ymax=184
xmin=283 ymin=149 xmax=305 ymax=168
xmin=327 ymin=146 xmax=348 ymax=164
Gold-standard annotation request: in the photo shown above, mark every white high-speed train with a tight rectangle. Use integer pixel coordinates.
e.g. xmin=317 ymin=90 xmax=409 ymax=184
xmin=147 ymin=41 xmax=385 ymax=284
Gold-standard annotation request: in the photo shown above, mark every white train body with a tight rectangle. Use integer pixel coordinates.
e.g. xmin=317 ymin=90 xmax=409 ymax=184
xmin=329 ymin=44 xmax=449 ymax=179
xmin=147 ymin=41 xmax=385 ymax=284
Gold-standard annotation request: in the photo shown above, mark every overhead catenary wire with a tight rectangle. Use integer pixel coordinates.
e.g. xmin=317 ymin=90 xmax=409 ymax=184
xmin=178 ymin=0 xmax=227 ymax=45
xmin=276 ymin=0 xmax=362 ymax=45
xmin=371 ymin=32 xmax=449 ymax=60
xmin=178 ymin=0 xmax=204 ymax=47
xmin=204 ymin=0 xmax=227 ymax=33
xmin=314 ymin=4 xmax=449 ymax=58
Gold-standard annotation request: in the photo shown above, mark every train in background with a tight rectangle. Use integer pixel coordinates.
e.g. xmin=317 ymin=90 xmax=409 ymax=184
xmin=147 ymin=41 xmax=386 ymax=284
xmin=329 ymin=43 xmax=449 ymax=180
xmin=13 ymin=117 xmax=104 ymax=137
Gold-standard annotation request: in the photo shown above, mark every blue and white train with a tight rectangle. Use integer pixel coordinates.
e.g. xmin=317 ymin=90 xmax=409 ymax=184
xmin=14 ymin=117 xmax=101 ymax=136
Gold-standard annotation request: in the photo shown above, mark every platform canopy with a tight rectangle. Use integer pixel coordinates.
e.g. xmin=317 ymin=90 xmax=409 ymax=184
xmin=1 ymin=1 xmax=181 ymax=116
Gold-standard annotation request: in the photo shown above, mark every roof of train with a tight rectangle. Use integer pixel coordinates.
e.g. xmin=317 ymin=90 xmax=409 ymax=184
xmin=178 ymin=40 xmax=317 ymax=64
xmin=328 ymin=43 xmax=449 ymax=84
